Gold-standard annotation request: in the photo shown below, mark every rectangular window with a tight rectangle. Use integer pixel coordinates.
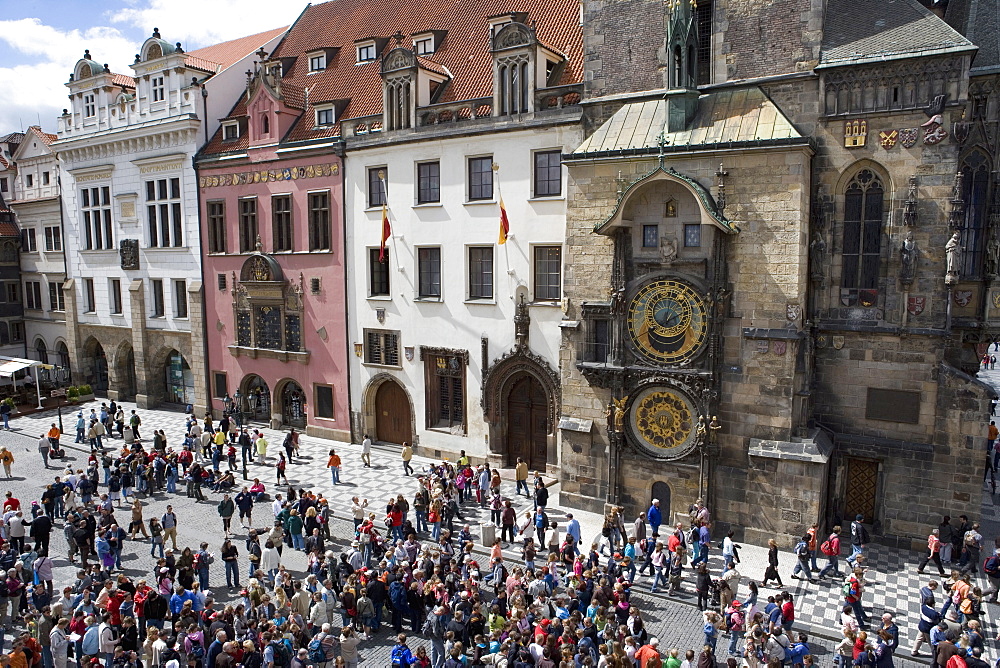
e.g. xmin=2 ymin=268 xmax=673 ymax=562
xmin=10 ymin=322 xmax=23 ymax=344
xmin=24 ymin=282 xmax=41 ymax=310
xmin=369 ymin=248 xmax=390 ymax=296
xmin=642 ymin=225 xmax=659 ymax=248
xmin=413 ymin=37 xmax=434 ymax=55
xmin=25 ymin=174 xmax=33 ymax=188
xmin=308 ymin=53 xmax=326 ymax=71
xmin=43 ymin=226 xmax=62 ymax=252
xmin=308 ymin=191 xmax=331 ymax=251
xmin=533 ymin=150 xmax=562 ymax=197
xmin=42 ymin=172 xmax=50 ymax=186
xmin=84 ymin=279 xmax=95 ymax=313
xmin=239 ymin=198 xmax=258 ymax=253
xmin=150 ymin=279 xmax=164 ymax=318
xmin=684 ymin=224 xmax=701 ymax=247
xmin=84 ymin=94 xmax=96 ymax=118
xmin=315 ymin=107 xmax=334 ymax=126
xmin=207 ymin=201 xmax=226 ymax=253
xmin=151 ymin=76 xmax=165 ymax=102
xmin=357 ymin=43 xmax=376 ymax=62
xmin=174 ymin=279 xmax=187 ymax=318
xmin=695 ymin=0 xmax=713 ymax=86
xmin=110 ymin=279 xmax=122 ymax=315
xmin=468 ymin=156 xmax=494 ymax=200
xmin=592 ymin=319 xmax=610 ymax=363
xmin=213 ymin=372 xmax=228 ymax=399
xmin=217 ymin=273 xmax=227 ymax=291
xmin=5 ymin=283 xmax=18 ymax=304
xmin=0 ymin=178 xmax=7 ymax=193
xmin=418 ymin=247 xmax=442 ymax=298
xmin=425 ymin=352 xmax=466 ymax=431
xmin=315 ymin=385 xmax=335 ymax=419
xmin=533 ymin=245 xmax=562 ymax=301
xmin=368 ymin=167 xmax=387 ymax=208
xmin=272 ymin=195 xmax=293 ymax=252
xmin=468 ymin=246 xmax=494 ymax=299
xmin=417 ymin=161 xmax=440 ymax=204
xmin=21 ymin=228 xmax=36 ymax=252
xmin=80 ymin=186 xmax=113 ymax=250
xmin=145 ymin=177 xmax=183 ymax=247
xmin=48 ymin=282 xmax=65 ymax=312
xmin=364 ymin=328 xmax=401 ymax=366
xmin=223 ymin=123 xmax=239 ymax=141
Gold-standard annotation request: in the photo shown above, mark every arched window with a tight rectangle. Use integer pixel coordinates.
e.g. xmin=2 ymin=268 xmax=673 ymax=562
xmin=673 ymin=45 xmax=683 ymax=88
xmin=261 ymin=114 xmax=270 ymax=135
xmin=960 ymin=149 xmax=991 ymax=277
xmin=34 ymin=339 xmax=47 ymax=364
xmin=841 ymin=168 xmax=884 ymax=306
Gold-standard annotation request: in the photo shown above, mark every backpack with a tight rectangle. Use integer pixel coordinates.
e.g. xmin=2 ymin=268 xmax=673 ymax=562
xmin=842 ymin=581 xmax=852 ymax=598
xmin=270 ymin=641 xmax=291 ymax=668
xmin=820 ymin=539 xmax=836 ymax=556
xmin=794 ymin=541 xmax=808 ymax=557
xmin=307 ymin=634 xmax=327 ymax=664
xmin=390 ymin=645 xmax=409 ymax=667
xmin=188 ymin=637 xmax=205 ymax=660
xmin=984 ymin=554 xmax=1000 ymax=575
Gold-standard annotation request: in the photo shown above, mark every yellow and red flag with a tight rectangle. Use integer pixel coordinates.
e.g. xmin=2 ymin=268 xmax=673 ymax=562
xmin=498 ymin=195 xmax=509 ymax=245
xmin=380 ymin=201 xmax=391 ymax=262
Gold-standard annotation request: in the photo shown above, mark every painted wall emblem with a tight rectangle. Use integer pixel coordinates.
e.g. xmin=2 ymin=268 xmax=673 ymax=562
xmin=907 ymin=296 xmax=926 ymax=316
xmin=878 ymin=130 xmax=898 ymax=148
xmin=845 ymin=119 xmax=867 ymax=148
xmin=899 ymin=128 xmax=918 ymax=148
xmin=953 ymin=290 xmax=974 ymax=307
xmin=832 ymin=336 xmax=845 ymax=350
xmin=772 ymin=341 xmax=787 ymax=355
xmin=786 ymin=303 xmax=801 ymax=322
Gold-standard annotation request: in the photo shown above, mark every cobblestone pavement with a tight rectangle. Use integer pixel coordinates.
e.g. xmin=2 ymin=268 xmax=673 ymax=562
xmin=3 ymin=397 xmax=995 ymax=666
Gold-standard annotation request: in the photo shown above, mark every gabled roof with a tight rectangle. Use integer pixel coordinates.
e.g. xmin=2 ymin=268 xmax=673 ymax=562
xmin=199 ymin=0 xmax=582 ymax=151
xmin=820 ymin=0 xmax=975 ymax=67
xmin=574 ymin=87 xmax=802 ymax=155
xmin=111 ymin=73 xmax=136 ymax=89
xmin=945 ymin=0 xmax=1000 ymax=72
xmin=0 ymin=133 xmax=23 ymax=144
xmin=184 ymin=27 xmax=288 ymax=73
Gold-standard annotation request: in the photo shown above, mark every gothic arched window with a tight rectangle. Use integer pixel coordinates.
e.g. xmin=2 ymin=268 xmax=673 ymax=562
xmin=960 ymin=149 xmax=991 ymax=277
xmin=841 ymin=169 xmax=884 ymax=306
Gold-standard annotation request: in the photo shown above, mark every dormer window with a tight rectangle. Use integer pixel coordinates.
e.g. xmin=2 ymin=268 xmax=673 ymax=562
xmin=357 ymin=42 xmax=376 ymax=63
xmin=489 ymin=18 xmax=512 ymax=38
xmin=413 ymin=37 xmax=434 ymax=55
xmin=152 ymin=75 xmax=165 ymax=102
xmin=315 ymin=105 xmax=335 ymax=127
xmin=223 ymin=122 xmax=240 ymax=141
xmin=308 ymin=52 xmax=326 ymax=72
xmin=84 ymin=94 xmax=96 ymax=118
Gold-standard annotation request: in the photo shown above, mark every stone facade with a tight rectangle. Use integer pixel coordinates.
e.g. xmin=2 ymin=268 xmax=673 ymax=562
xmin=561 ymin=0 xmax=995 ymax=545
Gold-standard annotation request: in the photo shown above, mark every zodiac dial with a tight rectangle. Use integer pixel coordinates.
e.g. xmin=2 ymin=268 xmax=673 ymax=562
xmin=628 ymin=386 xmax=699 ymax=458
xmin=627 ymin=279 xmax=708 ymax=365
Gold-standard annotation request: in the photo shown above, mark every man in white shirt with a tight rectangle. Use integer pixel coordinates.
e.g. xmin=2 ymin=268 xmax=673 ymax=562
xmin=361 ymin=435 xmax=372 ymax=468
xmin=272 ymin=494 xmax=284 ymax=519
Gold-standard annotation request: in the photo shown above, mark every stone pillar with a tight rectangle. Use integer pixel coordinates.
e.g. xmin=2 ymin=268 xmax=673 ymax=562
xmin=128 ymin=280 xmax=152 ymax=408
xmin=187 ymin=281 xmax=208 ymax=417
xmin=61 ymin=279 xmax=83 ymax=385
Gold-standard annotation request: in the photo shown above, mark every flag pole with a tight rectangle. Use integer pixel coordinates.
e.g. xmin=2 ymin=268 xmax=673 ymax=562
xmin=493 ymin=162 xmax=514 ymax=299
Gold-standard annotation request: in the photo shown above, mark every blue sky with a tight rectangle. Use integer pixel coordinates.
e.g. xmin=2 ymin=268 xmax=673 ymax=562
xmin=0 ymin=0 xmax=303 ymax=133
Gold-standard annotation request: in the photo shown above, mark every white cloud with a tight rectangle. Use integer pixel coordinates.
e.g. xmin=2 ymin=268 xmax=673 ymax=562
xmin=0 ymin=18 xmax=138 ymax=133
xmin=111 ymin=0 xmax=299 ymax=49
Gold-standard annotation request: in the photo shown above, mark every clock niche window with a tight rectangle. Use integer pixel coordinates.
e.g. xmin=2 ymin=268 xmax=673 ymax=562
xmin=233 ymin=254 xmax=304 ymax=353
xmin=627 ymin=279 xmax=708 ymax=365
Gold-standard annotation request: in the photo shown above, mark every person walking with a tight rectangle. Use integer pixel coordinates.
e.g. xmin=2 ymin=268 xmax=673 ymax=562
xmin=791 ymin=534 xmax=817 ymax=583
xmin=984 ymin=548 xmax=1000 ymax=603
xmin=647 ymin=499 xmax=662 ymax=536
xmin=218 ymin=494 xmax=235 ymax=537
xmin=326 ymin=450 xmax=341 ymax=485
xmin=361 ymin=434 xmax=372 ymax=468
xmin=0 ymin=447 xmax=13 ymax=478
xmin=37 ymin=433 xmax=51 ymax=469
xmin=847 ymin=515 xmax=868 ymax=568
xmin=818 ymin=526 xmax=842 ymax=579
xmin=918 ymin=528 xmax=946 ymax=576
xmin=161 ymin=505 xmax=178 ymax=551
xmin=515 ymin=457 xmax=529 ymax=496
xmin=0 ymin=400 xmax=11 ymax=430
xmin=762 ymin=538 xmax=784 ymax=587
xmin=276 ymin=454 xmax=289 ymax=485
xmin=401 ymin=442 xmax=414 ymax=476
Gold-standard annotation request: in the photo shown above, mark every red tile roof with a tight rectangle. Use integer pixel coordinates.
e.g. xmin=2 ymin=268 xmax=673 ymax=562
xmin=0 ymin=157 xmax=8 ymax=170
xmin=112 ymin=73 xmax=136 ymax=89
xmin=0 ymin=222 xmax=17 ymax=235
xmin=202 ymin=0 xmax=581 ymax=151
xmin=25 ymin=126 xmax=57 ymax=146
xmin=186 ymin=27 xmax=288 ymax=72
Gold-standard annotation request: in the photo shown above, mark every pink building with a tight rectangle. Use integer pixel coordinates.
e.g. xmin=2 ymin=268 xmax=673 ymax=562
xmin=196 ymin=61 xmax=348 ymax=440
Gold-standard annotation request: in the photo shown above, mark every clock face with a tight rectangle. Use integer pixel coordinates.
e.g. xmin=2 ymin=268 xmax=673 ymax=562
xmin=628 ymin=386 xmax=698 ymax=458
xmin=627 ymin=279 xmax=708 ymax=365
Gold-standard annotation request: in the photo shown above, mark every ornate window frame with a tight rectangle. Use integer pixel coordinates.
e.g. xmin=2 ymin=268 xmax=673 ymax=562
xmin=228 ymin=253 xmax=309 ymax=363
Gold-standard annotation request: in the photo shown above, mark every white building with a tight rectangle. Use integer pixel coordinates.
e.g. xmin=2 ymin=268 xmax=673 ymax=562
xmin=329 ymin=0 xmax=584 ymax=471
xmin=8 ymin=126 xmax=71 ymax=381
xmin=53 ymin=27 xmax=285 ymax=410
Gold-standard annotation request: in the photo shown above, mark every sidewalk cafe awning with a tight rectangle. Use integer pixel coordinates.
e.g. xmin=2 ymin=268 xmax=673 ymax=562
xmin=0 ymin=357 xmax=41 ymax=378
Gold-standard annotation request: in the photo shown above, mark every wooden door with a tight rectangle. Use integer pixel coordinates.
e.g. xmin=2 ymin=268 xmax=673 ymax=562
xmin=375 ymin=381 xmax=411 ymax=444
xmin=506 ymin=375 xmax=549 ymax=470
xmin=844 ymin=457 xmax=879 ymax=523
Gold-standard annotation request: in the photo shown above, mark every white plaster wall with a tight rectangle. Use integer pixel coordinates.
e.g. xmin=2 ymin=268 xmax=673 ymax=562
xmin=345 ymin=123 xmax=581 ymax=458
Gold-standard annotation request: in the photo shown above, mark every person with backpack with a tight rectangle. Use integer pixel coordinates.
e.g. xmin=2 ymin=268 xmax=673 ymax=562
xmin=844 ymin=569 xmax=869 ymax=631
xmin=791 ymin=534 xmax=817 ymax=583
xmin=983 ymin=547 xmax=1000 ymax=602
xmin=129 ymin=411 xmax=142 ymax=440
xmin=847 ymin=515 xmax=869 ymax=569
xmin=390 ymin=634 xmax=414 ymax=668
xmin=819 ymin=526 xmax=843 ymax=579
xmin=263 ymin=632 xmax=291 ymax=668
